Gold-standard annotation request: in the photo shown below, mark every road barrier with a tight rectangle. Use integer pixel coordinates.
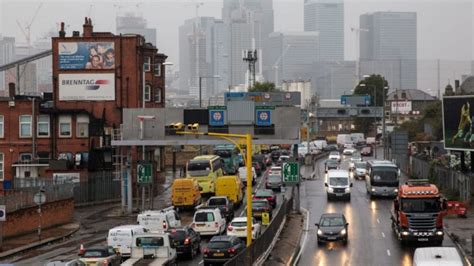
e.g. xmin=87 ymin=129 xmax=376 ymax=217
xmin=224 ymin=196 xmax=294 ymax=266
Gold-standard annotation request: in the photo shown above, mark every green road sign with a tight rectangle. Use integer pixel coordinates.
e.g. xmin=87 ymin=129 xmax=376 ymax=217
xmin=283 ymin=162 xmax=299 ymax=185
xmin=137 ymin=163 xmax=153 ymax=184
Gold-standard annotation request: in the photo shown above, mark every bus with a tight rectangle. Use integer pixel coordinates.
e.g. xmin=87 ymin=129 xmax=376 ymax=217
xmin=186 ymin=155 xmax=224 ymax=195
xmin=365 ymin=160 xmax=400 ymax=198
xmin=213 ymin=144 xmax=239 ymax=175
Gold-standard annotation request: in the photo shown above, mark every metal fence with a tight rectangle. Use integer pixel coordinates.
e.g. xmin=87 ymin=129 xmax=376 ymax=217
xmin=224 ymin=196 xmax=294 ymax=266
xmin=411 ymin=156 xmax=471 ymax=203
xmin=74 ymin=171 xmax=121 ymax=205
xmin=13 ymin=171 xmax=121 ymax=206
xmin=0 ymin=184 xmax=74 ymax=213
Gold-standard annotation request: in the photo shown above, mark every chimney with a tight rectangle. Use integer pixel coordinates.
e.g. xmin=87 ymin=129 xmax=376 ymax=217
xmin=59 ymin=22 xmax=66 ymax=38
xmin=83 ymin=17 xmax=93 ymax=37
xmin=8 ymin=83 xmax=16 ymax=98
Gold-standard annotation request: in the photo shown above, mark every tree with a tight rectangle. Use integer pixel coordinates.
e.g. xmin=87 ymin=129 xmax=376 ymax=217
xmin=422 ymin=100 xmax=442 ymax=140
xmin=352 ymin=75 xmax=389 ymax=135
xmin=248 ymin=82 xmax=278 ymax=92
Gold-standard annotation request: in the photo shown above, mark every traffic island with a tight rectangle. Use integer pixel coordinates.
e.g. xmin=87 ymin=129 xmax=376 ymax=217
xmin=262 ymin=213 xmax=304 ymax=266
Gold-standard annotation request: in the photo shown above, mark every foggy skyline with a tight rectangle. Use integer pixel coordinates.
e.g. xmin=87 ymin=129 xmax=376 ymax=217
xmin=1 ymin=0 xmax=473 ymax=90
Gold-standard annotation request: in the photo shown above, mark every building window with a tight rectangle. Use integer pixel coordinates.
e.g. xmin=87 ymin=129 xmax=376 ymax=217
xmin=144 ymin=57 xmax=151 ymax=72
xmin=76 ymin=114 xmax=90 ymax=138
xmin=59 ymin=115 xmax=72 ymax=137
xmin=0 ymin=153 xmax=3 ymax=181
xmin=144 ymin=84 xmax=151 ymax=102
xmin=19 ymin=115 xmax=32 ymax=137
xmin=20 ymin=153 xmax=32 ymax=162
xmin=37 ymin=115 xmax=50 ymax=137
xmin=0 ymin=115 xmax=3 ymax=138
xmin=154 ymin=63 xmax=161 ymax=76
xmin=154 ymin=87 xmax=162 ymax=103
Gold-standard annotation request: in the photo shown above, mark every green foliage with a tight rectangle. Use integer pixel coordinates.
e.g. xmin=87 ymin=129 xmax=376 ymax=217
xmin=248 ymin=82 xmax=278 ymax=92
xmin=396 ymin=100 xmax=442 ymax=142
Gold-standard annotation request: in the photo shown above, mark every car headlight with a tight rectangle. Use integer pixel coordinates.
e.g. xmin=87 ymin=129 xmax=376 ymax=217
xmin=317 ymin=229 xmax=323 ymax=236
xmin=340 ymin=229 xmax=347 ymax=235
xmin=345 ymin=187 xmax=351 ymax=193
xmin=394 ymin=188 xmax=399 ymax=193
xmin=328 ymin=187 xmax=334 ymax=193
xmin=401 ymin=231 xmax=409 ymax=236
xmin=371 ymin=188 xmax=376 ymax=192
xmin=436 ymin=231 xmax=444 ymax=236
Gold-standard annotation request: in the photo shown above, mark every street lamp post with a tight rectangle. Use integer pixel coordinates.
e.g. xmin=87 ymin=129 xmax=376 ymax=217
xmin=199 ymin=75 xmax=221 ymax=108
xmin=360 ymin=82 xmax=377 ymax=159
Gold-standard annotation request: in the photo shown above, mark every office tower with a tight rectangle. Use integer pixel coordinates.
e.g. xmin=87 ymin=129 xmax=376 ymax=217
xmin=312 ymin=61 xmax=356 ymax=99
xmin=304 ymin=0 xmax=344 ymax=61
xmin=222 ymin=0 xmax=274 ymax=87
xmin=268 ymin=32 xmax=319 ymax=86
xmin=117 ymin=13 xmax=157 ymax=45
xmin=0 ymin=36 xmax=15 ymax=91
xmin=360 ymin=12 xmax=417 ymax=89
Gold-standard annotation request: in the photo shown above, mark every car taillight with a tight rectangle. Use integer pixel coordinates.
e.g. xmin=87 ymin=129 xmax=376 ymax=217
xmin=215 ymin=222 xmax=219 ymax=228
xmin=162 ymin=221 xmax=167 ymax=229
xmin=203 ymin=248 xmax=210 ymax=254
xmin=228 ymin=226 xmax=233 ymax=231
xmin=227 ymin=248 xmax=236 ymax=253
xmin=267 ymin=197 xmax=273 ymax=201
xmin=184 ymin=238 xmax=190 ymax=245
xmin=191 ymin=223 xmax=195 ymax=228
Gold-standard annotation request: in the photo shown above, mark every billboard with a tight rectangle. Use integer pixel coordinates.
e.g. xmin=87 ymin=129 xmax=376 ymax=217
xmin=391 ymin=101 xmax=412 ymax=113
xmin=59 ymin=42 xmax=115 ymax=70
xmin=59 ymin=73 xmax=115 ymax=101
xmin=443 ymin=96 xmax=474 ymax=151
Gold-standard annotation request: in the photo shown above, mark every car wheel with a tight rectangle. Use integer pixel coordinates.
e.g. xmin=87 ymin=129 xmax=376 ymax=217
xmin=347 ymin=195 xmax=351 ymax=201
xmin=343 ymin=238 xmax=348 ymax=245
xmin=317 ymin=238 xmax=323 ymax=245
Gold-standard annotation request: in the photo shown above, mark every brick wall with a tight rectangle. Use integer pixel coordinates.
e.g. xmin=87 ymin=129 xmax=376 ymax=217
xmin=3 ymin=199 xmax=74 ymax=238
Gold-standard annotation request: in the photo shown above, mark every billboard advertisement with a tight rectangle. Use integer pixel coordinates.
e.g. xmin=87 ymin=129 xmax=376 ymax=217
xmin=58 ymin=42 xmax=115 ymax=70
xmin=59 ymin=73 xmax=115 ymax=101
xmin=391 ymin=101 xmax=412 ymax=113
xmin=443 ymin=96 xmax=474 ymax=151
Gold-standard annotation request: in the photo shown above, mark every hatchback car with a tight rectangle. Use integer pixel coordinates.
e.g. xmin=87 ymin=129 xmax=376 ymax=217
xmin=342 ymin=148 xmax=356 ymax=156
xmin=253 ymin=189 xmax=277 ymax=208
xmin=353 ymin=161 xmax=367 ymax=180
xmin=325 ymin=159 xmax=339 ymax=173
xmin=265 ymin=173 xmax=283 ymax=191
xmin=166 ymin=226 xmax=201 ymax=259
xmin=328 ymin=151 xmax=341 ymax=162
xmin=361 ymin=146 xmax=372 ymax=156
xmin=226 ymin=217 xmax=261 ymax=240
xmin=251 ymin=199 xmax=273 ymax=220
xmin=315 ymin=213 xmax=349 ymax=245
xmin=203 ymin=236 xmax=246 ymax=265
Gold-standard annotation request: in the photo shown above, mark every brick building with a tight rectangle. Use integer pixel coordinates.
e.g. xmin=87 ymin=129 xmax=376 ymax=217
xmin=0 ymin=18 xmax=168 ymax=189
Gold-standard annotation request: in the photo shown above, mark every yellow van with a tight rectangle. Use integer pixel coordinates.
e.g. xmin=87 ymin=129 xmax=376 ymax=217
xmin=215 ymin=176 xmax=244 ymax=207
xmin=171 ymin=178 xmax=202 ymax=209
xmin=186 ymin=155 xmax=224 ymax=194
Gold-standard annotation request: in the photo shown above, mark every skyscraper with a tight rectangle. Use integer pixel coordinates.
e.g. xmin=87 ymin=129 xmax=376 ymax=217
xmin=360 ymin=12 xmax=417 ymax=90
xmin=116 ymin=13 xmax=157 ymax=45
xmin=0 ymin=36 xmax=15 ymax=91
xmin=304 ymin=0 xmax=344 ymax=61
xmin=222 ymin=0 xmax=274 ymax=87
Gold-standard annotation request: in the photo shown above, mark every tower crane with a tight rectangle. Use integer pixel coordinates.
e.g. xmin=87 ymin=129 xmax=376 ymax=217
xmin=272 ymin=44 xmax=291 ymax=88
xmin=16 ymin=3 xmax=43 ymax=49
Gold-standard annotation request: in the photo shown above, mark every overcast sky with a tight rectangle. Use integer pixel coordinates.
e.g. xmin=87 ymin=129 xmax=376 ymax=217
xmin=1 ymin=0 xmax=473 ymax=88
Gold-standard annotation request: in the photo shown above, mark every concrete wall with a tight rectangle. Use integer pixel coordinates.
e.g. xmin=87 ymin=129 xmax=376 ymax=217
xmin=3 ymin=199 xmax=74 ymax=238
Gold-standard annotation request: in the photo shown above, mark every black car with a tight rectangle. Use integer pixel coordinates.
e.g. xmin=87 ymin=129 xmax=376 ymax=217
xmin=325 ymin=159 xmax=339 ymax=173
xmin=252 ymin=154 xmax=267 ymax=171
xmin=323 ymin=144 xmax=338 ymax=152
xmin=203 ymin=235 xmax=246 ymax=265
xmin=315 ymin=213 xmax=349 ymax=245
xmin=167 ymin=226 xmax=201 ymax=259
xmin=252 ymin=162 xmax=262 ymax=176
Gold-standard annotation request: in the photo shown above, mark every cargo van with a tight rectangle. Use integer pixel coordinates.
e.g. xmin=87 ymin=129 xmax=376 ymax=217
xmin=172 ymin=178 xmax=202 ymax=209
xmin=413 ymin=247 xmax=463 ymax=266
xmin=107 ymin=225 xmax=148 ymax=257
xmin=215 ymin=176 xmax=243 ymax=206
xmin=137 ymin=207 xmax=181 ymax=232
xmin=337 ymin=134 xmax=352 ymax=149
xmin=325 ymin=170 xmax=352 ymax=201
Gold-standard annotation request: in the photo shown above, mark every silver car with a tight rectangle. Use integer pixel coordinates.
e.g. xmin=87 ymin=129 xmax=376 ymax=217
xmin=265 ymin=173 xmax=283 ymax=191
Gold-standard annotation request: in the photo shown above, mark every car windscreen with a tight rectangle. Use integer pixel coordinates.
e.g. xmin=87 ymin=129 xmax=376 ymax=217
xmin=355 ymin=162 xmax=366 ymax=169
xmin=371 ymin=167 xmax=398 ymax=181
xmin=208 ymin=198 xmax=227 ymax=206
xmin=321 ymin=217 xmax=345 ymax=227
xmin=268 ymin=175 xmax=281 ymax=181
xmin=252 ymin=201 xmax=268 ymax=207
xmin=326 ymin=161 xmax=338 ymax=166
xmin=330 ymin=152 xmax=339 ymax=156
xmin=208 ymin=241 xmax=232 ymax=249
xmin=255 ymin=190 xmax=273 ymax=197
xmin=231 ymin=221 xmax=247 ymax=227
xmin=83 ymin=250 xmax=108 ymax=258
xmin=195 ymin=212 xmax=215 ymax=222
xmin=329 ymin=177 xmax=348 ymax=186
xmin=401 ymin=198 xmax=441 ymax=213
xmin=187 ymin=161 xmax=211 ymax=176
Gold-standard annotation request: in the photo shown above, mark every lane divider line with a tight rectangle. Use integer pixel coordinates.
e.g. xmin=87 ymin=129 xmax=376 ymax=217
xmin=381 ymin=232 xmax=385 ymax=238
xmin=386 ymin=249 xmax=391 ymax=256
xmin=377 ymin=218 xmax=380 ymax=224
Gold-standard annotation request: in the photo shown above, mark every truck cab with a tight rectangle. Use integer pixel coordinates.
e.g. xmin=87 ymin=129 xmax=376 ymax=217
xmin=391 ymin=179 xmax=447 ymax=245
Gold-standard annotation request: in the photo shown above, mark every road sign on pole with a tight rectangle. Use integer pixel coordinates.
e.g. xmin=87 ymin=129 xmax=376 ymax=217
xmin=283 ymin=162 xmax=299 ymax=185
xmin=137 ymin=162 xmax=153 ymax=184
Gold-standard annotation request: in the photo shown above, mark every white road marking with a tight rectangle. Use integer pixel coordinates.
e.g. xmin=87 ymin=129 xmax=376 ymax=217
xmin=377 ymin=218 xmax=380 ymax=224
xmin=387 ymin=249 xmax=391 ymax=256
xmin=199 ymin=260 xmax=204 ymax=264
xmin=381 ymin=232 xmax=385 ymax=238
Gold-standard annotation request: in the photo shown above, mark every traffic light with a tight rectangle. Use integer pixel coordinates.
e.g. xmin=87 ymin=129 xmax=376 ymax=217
xmin=172 ymin=123 xmax=184 ymax=130
xmin=187 ymin=123 xmax=199 ymax=131
xmin=166 ymin=122 xmax=185 ymax=135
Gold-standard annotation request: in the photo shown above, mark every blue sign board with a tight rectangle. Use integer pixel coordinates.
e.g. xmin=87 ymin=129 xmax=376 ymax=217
xmin=256 ymin=109 xmax=272 ymax=126
xmin=209 ymin=110 xmax=226 ymax=126
xmin=340 ymin=95 xmax=372 ymax=106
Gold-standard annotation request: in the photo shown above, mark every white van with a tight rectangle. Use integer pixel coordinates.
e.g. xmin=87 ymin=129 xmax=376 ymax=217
xmin=191 ymin=208 xmax=226 ymax=236
xmin=311 ymin=140 xmax=328 ymax=151
xmin=350 ymin=133 xmax=365 ymax=145
xmin=107 ymin=225 xmax=148 ymax=257
xmin=336 ymin=134 xmax=352 ymax=148
xmin=137 ymin=207 xmax=181 ymax=232
xmin=413 ymin=247 xmax=463 ymax=266
xmin=325 ymin=170 xmax=352 ymax=201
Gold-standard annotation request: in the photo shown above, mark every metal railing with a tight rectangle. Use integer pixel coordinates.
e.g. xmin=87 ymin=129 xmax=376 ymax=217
xmin=224 ymin=196 xmax=294 ymax=266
